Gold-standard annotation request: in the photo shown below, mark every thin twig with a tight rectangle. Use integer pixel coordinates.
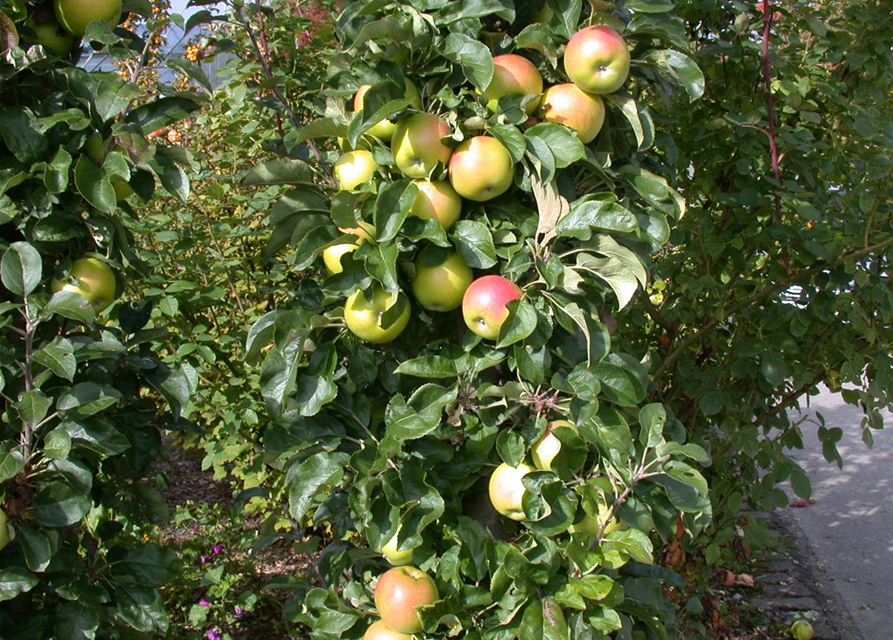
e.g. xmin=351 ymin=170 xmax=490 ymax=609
xmin=761 ymin=0 xmax=782 ymax=221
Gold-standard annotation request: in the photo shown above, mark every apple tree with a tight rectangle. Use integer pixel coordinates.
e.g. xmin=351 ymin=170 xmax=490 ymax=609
xmin=226 ymin=0 xmax=713 ymax=637
xmin=0 ymin=1 xmax=203 ymax=636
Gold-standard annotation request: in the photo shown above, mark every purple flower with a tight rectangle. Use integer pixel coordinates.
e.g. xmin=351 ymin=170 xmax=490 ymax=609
xmin=199 ymin=599 xmax=211 ymax=608
xmin=206 ymin=627 xmax=222 ymax=640
xmin=200 ymin=556 xmax=209 ymax=565
xmin=212 ymin=544 xmax=224 ymax=556
xmin=192 ymin=524 xmax=201 ymax=532
xmin=234 ymin=606 xmax=244 ymax=618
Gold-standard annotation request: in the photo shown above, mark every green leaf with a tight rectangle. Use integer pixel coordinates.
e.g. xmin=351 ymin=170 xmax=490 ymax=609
xmin=45 ymin=147 xmax=73 ymax=194
xmin=0 ymin=106 xmax=48 ymax=164
xmin=0 ymin=443 xmax=24 ymax=482
xmin=789 ymin=463 xmax=812 ymax=500
xmin=438 ymin=33 xmax=495 ymax=91
xmin=242 ymin=159 xmax=315 ymax=186
xmin=2 ymin=241 xmax=42 ymax=297
xmin=761 ymin=352 xmax=787 ymax=388
xmin=44 ymin=427 xmax=72 ymax=460
xmin=394 ymin=356 xmax=458 ymax=378
xmin=74 ymin=156 xmax=116 ymax=214
xmin=592 ymin=362 xmax=646 ymax=406
xmin=33 ymin=338 xmax=77 ymax=381
xmin=496 ymin=299 xmax=538 ymax=348
xmin=490 ymin=124 xmax=527 ymax=164
xmin=30 ymin=481 xmax=91 ymax=527
xmin=113 ymin=544 xmax=178 ymax=587
xmin=43 ymin=291 xmax=97 ymax=325
xmin=167 ymin=58 xmax=212 ymax=92
xmin=294 ymin=343 xmax=338 ymax=417
xmin=624 ymin=0 xmax=675 ymax=12
xmin=525 ymin=124 xmax=586 ymax=168
xmin=383 ymin=384 xmax=458 ymax=444
xmin=374 ymin=180 xmax=417 ymax=242
xmin=126 ymin=96 xmax=203 ymax=135
xmin=645 ymin=49 xmax=705 ymax=101
xmin=434 ymin=0 xmax=514 ymax=26
xmin=16 ymin=390 xmax=52 ymax=425
xmin=556 ymin=195 xmax=637 ymax=239
xmin=604 ymin=94 xmax=649 ymax=151
xmin=18 ymin=527 xmax=52 ymax=573
xmin=627 ymin=13 xmax=691 ymax=51
xmin=518 ymin=598 xmax=569 ymax=640
xmin=451 ymin=220 xmax=497 ymax=269
xmin=287 ymin=453 xmax=350 ymax=522
xmin=114 ymin=586 xmax=169 ymax=634
xmin=0 ymin=567 xmax=39 ymax=602
xmin=54 ymin=601 xmax=100 ymax=640
xmin=58 ymin=383 xmax=122 ymax=419
xmin=143 ymin=362 xmax=193 ymax=419
xmin=639 ymin=404 xmax=667 ymax=448
xmin=65 ymin=419 xmax=130 ymax=456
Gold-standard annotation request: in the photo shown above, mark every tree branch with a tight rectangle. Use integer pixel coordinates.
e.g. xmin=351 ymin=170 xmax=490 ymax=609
xmin=761 ymin=1 xmax=782 ymax=221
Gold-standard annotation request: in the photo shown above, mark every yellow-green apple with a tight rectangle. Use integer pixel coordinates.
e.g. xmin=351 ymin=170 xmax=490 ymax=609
xmin=51 ymin=257 xmax=117 ymax=312
xmin=24 ymin=7 xmax=73 ymax=56
xmin=344 ymin=286 xmax=410 ymax=343
xmin=531 ymin=420 xmax=576 ymax=471
xmin=0 ymin=508 xmax=9 ymax=551
xmin=54 ymin=0 xmax=122 ymax=36
xmin=322 ymin=222 xmax=374 ymax=275
xmin=374 ymin=566 xmax=439 ymax=634
xmin=448 ymin=136 xmax=514 ymax=202
xmin=334 ymin=150 xmax=378 ymax=191
xmin=790 ymin=621 xmax=814 ymax=640
xmin=381 ymin=526 xmax=413 ymax=566
xmin=409 ymin=180 xmax=462 ymax=230
xmin=483 ymin=54 xmax=543 ymax=115
xmin=571 ymin=493 xmax=619 ymax=537
xmin=538 ymin=83 xmax=606 ymax=143
xmin=462 ymin=275 xmax=522 ymax=340
xmin=363 ymin=620 xmax=412 ymax=640
xmin=354 ymin=79 xmax=422 ymax=142
xmin=391 ymin=113 xmax=452 ymax=179
xmin=564 ymin=25 xmax=631 ymax=95
xmin=488 ymin=462 xmax=534 ymax=521
xmin=530 ymin=5 xmax=553 ymax=23
xmin=412 ymin=250 xmax=473 ymax=312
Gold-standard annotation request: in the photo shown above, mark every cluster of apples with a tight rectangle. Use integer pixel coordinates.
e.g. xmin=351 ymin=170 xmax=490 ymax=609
xmin=21 ymin=0 xmax=123 ymax=58
xmin=327 ymin=24 xmax=632 ymax=346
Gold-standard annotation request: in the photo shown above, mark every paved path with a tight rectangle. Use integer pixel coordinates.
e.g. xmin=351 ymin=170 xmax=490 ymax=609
xmin=779 ymin=385 xmax=893 ymax=639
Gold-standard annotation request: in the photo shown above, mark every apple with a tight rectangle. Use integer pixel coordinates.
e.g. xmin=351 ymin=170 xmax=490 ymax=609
xmin=322 ymin=223 xmax=374 ymax=275
xmin=391 ymin=113 xmax=452 ymax=179
xmin=572 ymin=496 xmax=619 ymax=538
xmin=24 ymin=9 xmax=73 ymax=57
xmin=374 ymin=566 xmax=439 ymax=634
xmin=0 ymin=508 xmax=9 ymax=551
xmin=363 ymin=620 xmax=412 ymax=640
xmin=354 ymin=78 xmax=421 ymax=142
xmin=564 ymin=25 xmax=631 ymax=95
xmin=381 ymin=526 xmax=413 ymax=566
xmin=54 ymin=0 xmax=122 ymax=37
xmin=334 ymin=150 xmax=378 ymax=191
xmin=412 ymin=250 xmax=473 ymax=313
xmin=483 ymin=54 xmax=543 ymax=115
xmin=51 ymin=257 xmax=117 ymax=313
xmin=531 ymin=420 xmax=575 ymax=471
xmin=409 ymin=180 xmax=462 ymax=230
xmin=538 ymin=83 xmax=606 ymax=144
xmin=790 ymin=621 xmax=814 ymax=640
xmin=462 ymin=275 xmax=522 ymax=340
xmin=448 ymin=136 xmax=514 ymax=202
xmin=344 ymin=286 xmax=410 ymax=344
xmin=488 ymin=462 xmax=534 ymax=521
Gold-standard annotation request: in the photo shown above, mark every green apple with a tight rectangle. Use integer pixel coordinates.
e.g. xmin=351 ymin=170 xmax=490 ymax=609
xmin=391 ymin=113 xmax=452 ymax=179
xmin=790 ymin=621 xmax=814 ymax=640
xmin=483 ymin=53 xmax=543 ymax=114
xmin=564 ymin=25 xmax=631 ymax=95
xmin=54 ymin=0 xmax=122 ymax=37
xmin=412 ymin=249 xmax=473 ymax=313
xmin=448 ymin=136 xmax=514 ymax=202
xmin=363 ymin=620 xmax=412 ymax=640
xmin=538 ymin=83 xmax=606 ymax=144
xmin=531 ymin=420 xmax=575 ymax=471
xmin=381 ymin=526 xmax=413 ymax=566
xmin=344 ymin=286 xmax=410 ymax=343
xmin=24 ymin=9 xmax=74 ymax=57
xmin=488 ymin=462 xmax=534 ymax=521
xmin=462 ymin=275 xmax=522 ymax=340
xmin=374 ymin=566 xmax=439 ymax=634
xmin=354 ymin=78 xmax=421 ymax=142
xmin=322 ymin=223 xmax=374 ymax=275
xmin=409 ymin=179 xmax=462 ymax=230
xmin=334 ymin=150 xmax=378 ymax=191
xmin=51 ymin=257 xmax=118 ymax=313
xmin=571 ymin=491 xmax=619 ymax=537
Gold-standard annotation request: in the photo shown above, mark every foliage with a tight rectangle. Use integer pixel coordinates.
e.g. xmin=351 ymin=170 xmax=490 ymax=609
xmin=192 ymin=0 xmax=720 ymax=638
xmin=0 ymin=0 xmax=200 ymax=636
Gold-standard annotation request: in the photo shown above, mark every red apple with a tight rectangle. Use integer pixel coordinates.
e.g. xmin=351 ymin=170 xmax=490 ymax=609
xmin=448 ymin=136 xmax=514 ymax=202
xmin=483 ymin=54 xmax=543 ymax=115
xmin=374 ymin=566 xmax=439 ymax=634
xmin=564 ymin=25 xmax=631 ymax=95
xmin=538 ymin=83 xmax=606 ymax=143
xmin=363 ymin=620 xmax=412 ymax=640
xmin=462 ymin=275 xmax=522 ymax=340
